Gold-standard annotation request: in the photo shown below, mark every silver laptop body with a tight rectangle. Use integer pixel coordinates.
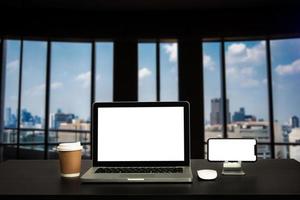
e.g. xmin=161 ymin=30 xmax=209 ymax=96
xmin=81 ymin=101 xmax=193 ymax=183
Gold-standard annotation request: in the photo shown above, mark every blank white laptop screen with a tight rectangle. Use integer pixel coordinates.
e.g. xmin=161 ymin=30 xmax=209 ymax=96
xmin=97 ymin=107 xmax=185 ymax=162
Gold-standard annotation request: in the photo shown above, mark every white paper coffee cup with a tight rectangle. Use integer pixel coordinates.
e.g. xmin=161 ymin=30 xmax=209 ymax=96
xmin=57 ymin=142 xmax=83 ymax=177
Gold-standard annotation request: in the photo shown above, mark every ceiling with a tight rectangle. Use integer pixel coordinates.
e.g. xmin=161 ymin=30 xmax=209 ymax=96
xmin=1 ymin=0 xmax=299 ymax=11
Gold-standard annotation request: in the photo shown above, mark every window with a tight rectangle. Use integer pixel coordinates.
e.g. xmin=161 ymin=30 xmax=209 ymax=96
xmin=138 ymin=43 xmax=156 ymax=101
xmin=203 ymin=38 xmax=300 ymax=160
xmin=3 ymin=40 xmax=21 ymax=143
xmin=203 ymin=42 xmax=223 ymax=141
xmin=20 ymin=41 xmax=47 ymax=144
xmin=1 ymin=39 xmax=114 ymax=160
xmin=138 ymin=41 xmax=178 ymax=101
xmin=160 ymin=42 xmax=179 ymax=101
xmin=225 ymin=41 xmax=271 ymax=147
xmin=95 ymin=42 xmax=114 ymax=102
xmin=49 ymin=42 xmax=91 ymax=146
xmin=271 ymin=38 xmax=300 ymax=160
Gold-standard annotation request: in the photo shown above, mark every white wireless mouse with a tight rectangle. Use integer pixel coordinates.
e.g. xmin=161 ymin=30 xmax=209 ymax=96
xmin=197 ymin=169 xmax=217 ymax=180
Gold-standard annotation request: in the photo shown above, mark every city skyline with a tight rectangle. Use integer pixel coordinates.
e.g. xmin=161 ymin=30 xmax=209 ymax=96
xmin=203 ymin=39 xmax=300 ymax=126
xmin=3 ymin=41 xmax=178 ymax=126
xmin=4 ymin=106 xmax=89 ymax=129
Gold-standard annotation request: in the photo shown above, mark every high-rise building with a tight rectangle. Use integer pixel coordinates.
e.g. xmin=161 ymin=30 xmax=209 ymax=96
xmin=49 ymin=113 xmax=55 ymax=128
xmin=232 ymin=107 xmax=245 ymax=122
xmin=289 ymin=116 xmax=299 ymax=128
xmin=232 ymin=107 xmax=257 ymax=122
xmin=58 ymin=119 xmax=90 ymax=143
xmin=227 ymin=122 xmax=285 ymax=159
xmin=54 ymin=109 xmax=76 ymax=129
xmin=289 ymin=128 xmax=300 ymax=162
xmin=5 ymin=107 xmax=12 ymax=127
xmin=5 ymin=107 xmax=17 ymax=128
xmin=210 ymin=98 xmax=230 ymax=125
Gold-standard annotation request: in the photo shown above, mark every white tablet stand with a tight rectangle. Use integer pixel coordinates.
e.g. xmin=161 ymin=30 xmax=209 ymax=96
xmin=222 ymin=161 xmax=245 ymax=175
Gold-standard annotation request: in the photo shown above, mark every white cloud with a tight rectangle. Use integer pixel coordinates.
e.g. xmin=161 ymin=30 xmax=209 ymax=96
xmin=75 ymin=71 xmax=91 ymax=88
xmin=226 ymin=41 xmax=265 ymax=67
xmin=240 ymin=67 xmax=254 ymax=77
xmin=203 ymin=54 xmax=215 ymax=71
xmin=138 ymin=67 xmax=152 ymax=80
xmin=51 ymin=82 xmax=63 ymax=90
xmin=7 ymin=59 xmax=19 ymax=72
xmin=275 ymin=59 xmax=300 ymax=75
xmin=25 ymin=84 xmax=45 ymax=96
xmin=163 ymin=43 xmax=178 ymax=62
xmin=240 ymin=78 xmax=260 ymax=88
xmin=225 ymin=42 xmax=266 ymax=88
xmin=226 ymin=67 xmax=238 ymax=78
xmin=228 ymin=43 xmax=247 ymax=56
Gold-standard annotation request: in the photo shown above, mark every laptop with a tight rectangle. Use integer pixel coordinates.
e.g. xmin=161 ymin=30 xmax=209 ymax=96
xmin=81 ymin=101 xmax=193 ymax=183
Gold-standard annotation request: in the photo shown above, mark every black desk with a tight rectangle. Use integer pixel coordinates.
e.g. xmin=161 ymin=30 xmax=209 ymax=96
xmin=0 ymin=159 xmax=299 ymax=199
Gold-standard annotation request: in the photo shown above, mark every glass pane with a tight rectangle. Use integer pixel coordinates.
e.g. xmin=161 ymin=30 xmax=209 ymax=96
xmin=49 ymin=42 xmax=91 ymax=131
xmin=288 ymin=145 xmax=300 ymax=162
xmin=3 ymin=40 xmax=21 ymax=129
xmin=225 ymin=41 xmax=270 ymax=142
xmin=288 ymin=128 xmax=300 ymax=161
xmin=270 ymin=38 xmax=300 ymax=143
xmin=138 ymin=43 xmax=157 ymax=101
xmin=82 ymin=144 xmax=91 ymax=159
xmin=19 ymin=145 xmax=44 ymax=159
xmin=20 ymin=130 xmax=44 ymax=144
xmin=20 ymin=41 xmax=47 ymax=128
xmin=160 ymin=42 xmax=178 ymax=101
xmin=48 ymin=145 xmax=59 ymax=159
xmin=275 ymin=145 xmax=289 ymax=159
xmin=203 ymin=42 xmax=223 ymax=142
xmin=95 ymin=42 xmax=114 ymax=102
xmin=204 ymin=144 xmax=208 ymax=159
xmin=49 ymin=130 xmax=90 ymax=143
xmin=2 ymin=129 xmax=18 ymax=144
xmin=257 ymin=144 xmax=272 ymax=159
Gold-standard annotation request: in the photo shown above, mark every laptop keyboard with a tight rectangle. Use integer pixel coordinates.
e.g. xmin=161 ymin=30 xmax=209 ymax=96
xmin=95 ymin=167 xmax=183 ymax=174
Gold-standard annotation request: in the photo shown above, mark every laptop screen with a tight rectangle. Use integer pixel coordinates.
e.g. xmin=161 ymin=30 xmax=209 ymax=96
xmin=97 ymin=106 xmax=185 ymax=162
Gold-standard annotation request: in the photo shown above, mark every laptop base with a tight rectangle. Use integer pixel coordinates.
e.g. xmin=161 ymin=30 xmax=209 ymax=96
xmin=81 ymin=166 xmax=193 ymax=183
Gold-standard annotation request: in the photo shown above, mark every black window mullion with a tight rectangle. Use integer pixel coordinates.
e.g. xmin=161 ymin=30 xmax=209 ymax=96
xmin=0 ymin=39 xmax=5 ymax=147
xmin=220 ymin=40 xmax=228 ymax=138
xmin=44 ymin=41 xmax=51 ymax=159
xmin=266 ymin=39 xmax=275 ymax=159
xmin=16 ymin=40 xmax=24 ymax=158
xmin=156 ymin=41 xmax=160 ymax=102
xmin=90 ymin=41 xmax=96 ymax=159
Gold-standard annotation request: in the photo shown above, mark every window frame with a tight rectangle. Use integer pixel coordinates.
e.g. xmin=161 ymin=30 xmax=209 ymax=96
xmin=202 ymin=37 xmax=300 ymax=159
xmin=137 ymin=39 xmax=179 ymax=102
xmin=0 ymin=38 xmax=114 ymax=159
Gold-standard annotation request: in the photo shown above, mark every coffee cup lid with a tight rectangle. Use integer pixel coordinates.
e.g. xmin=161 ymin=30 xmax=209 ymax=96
xmin=57 ymin=142 xmax=82 ymax=151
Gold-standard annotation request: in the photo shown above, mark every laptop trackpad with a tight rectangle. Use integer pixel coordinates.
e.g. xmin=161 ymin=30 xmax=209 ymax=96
xmin=120 ymin=174 xmax=160 ymax=178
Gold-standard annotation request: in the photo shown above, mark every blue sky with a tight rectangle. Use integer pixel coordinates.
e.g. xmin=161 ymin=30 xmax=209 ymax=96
xmin=4 ymin=39 xmax=300 ymax=128
xmin=4 ymin=40 xmax=114 ymax=127
xmin=203 ymin=39 xmax=300 ymax=125
xmin=271 ymin=39 xmax=300 ymax=124
xmin=138 ymin=42 xmax=178 ymax=101
xmin=4 ymin=40 xmax=177 ymax=127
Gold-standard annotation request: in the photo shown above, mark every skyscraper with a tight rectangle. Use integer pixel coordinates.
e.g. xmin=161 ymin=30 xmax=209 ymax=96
xmin=232 ymin=107 xmax=246 ymax=122
xmin=49 ymin=113 xmax=55 ymax=129
xmin=54 ymin=109 xmax=76 ymax=129
xmin=289 ymin=116 xmax=299 ymax=128
xmin=5 ymin=107 xmax=12 ymax=127
xmin=289 ymin=128 xmax=300 ymax=162
xmin=210 ymin=98 xmax=230 ymax=125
